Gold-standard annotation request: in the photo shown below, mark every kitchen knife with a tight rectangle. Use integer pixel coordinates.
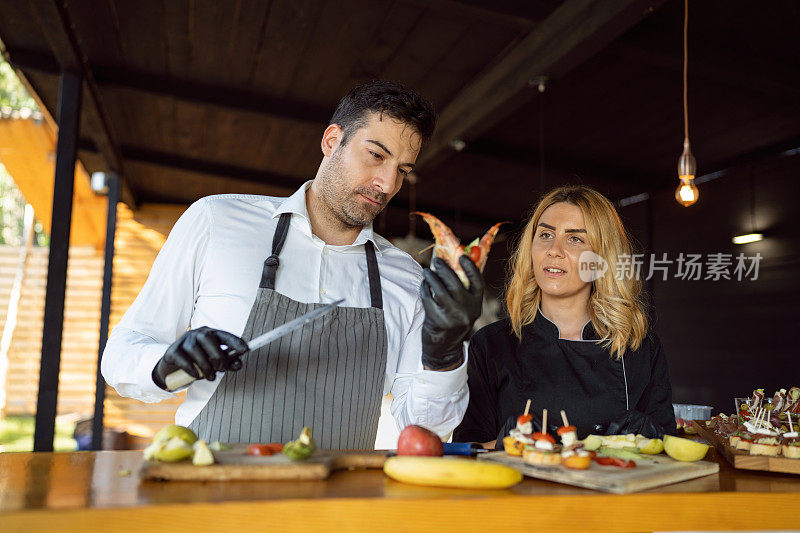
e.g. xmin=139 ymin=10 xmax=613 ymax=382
xmin=164 ymin=298 xmax=344 ymax=391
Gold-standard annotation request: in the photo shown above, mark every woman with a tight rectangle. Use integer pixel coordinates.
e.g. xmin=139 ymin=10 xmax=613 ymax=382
xmin=453 ymin=186 xmax=676 ymax=447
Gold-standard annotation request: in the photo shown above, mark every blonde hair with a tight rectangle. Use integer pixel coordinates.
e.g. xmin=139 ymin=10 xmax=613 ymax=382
xmin=505 ymin=185 xmax=648 ymax=358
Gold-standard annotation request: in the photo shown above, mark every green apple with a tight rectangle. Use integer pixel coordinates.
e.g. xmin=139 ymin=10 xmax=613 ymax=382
xmin=153 ymin=424 xmax=198 ymax=446
xmin=153 ymin=436 xmax=194 ymax=462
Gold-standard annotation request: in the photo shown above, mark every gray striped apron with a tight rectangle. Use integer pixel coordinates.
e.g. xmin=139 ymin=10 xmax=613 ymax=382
xmin=188 ymin=213 xmax=388 ymax=449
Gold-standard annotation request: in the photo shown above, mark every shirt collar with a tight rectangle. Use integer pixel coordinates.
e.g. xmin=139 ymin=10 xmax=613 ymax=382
xmin=535 ymin=307 xmax=598 ymax=341
xmin=273 ymin=180 xmax=383 ymax=253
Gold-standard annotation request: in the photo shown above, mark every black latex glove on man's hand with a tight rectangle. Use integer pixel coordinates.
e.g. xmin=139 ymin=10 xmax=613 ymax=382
xmin=420 ymin=255 xmax=484 ymax=371
xmin=605 ymin=410 xmax=663 ymax=439
xmin=152 ymin=327 xmax=249 ymax=391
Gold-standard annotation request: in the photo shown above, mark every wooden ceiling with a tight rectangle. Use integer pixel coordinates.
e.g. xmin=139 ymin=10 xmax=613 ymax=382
xmin=1 ymin=0 xmax=798 ymax=238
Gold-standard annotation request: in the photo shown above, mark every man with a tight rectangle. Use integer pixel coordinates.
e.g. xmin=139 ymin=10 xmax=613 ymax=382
xmin=101 ymin=80 xmax=483 ymax=449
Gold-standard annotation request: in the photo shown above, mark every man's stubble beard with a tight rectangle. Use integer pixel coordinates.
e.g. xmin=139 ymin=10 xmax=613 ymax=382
xmin=318 ymin=147 xmax=388 ymax=229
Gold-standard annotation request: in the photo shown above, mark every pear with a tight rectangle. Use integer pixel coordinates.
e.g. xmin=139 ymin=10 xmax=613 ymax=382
xmin=153 ymin=436 xmax=194 ymax=462
xmin=152 ymin=424 xmax=198 ymax=446
xmin=192 ymin=440 xmax=215 ymax=466
xmin=143 ymin=440 xmax=165 ymax=461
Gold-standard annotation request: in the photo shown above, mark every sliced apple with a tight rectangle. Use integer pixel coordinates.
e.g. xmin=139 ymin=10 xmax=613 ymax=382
xmin=663 ymin=435 xmax=709 ymax=462
xmin=635 ymin=436 xmax=664 ymax=454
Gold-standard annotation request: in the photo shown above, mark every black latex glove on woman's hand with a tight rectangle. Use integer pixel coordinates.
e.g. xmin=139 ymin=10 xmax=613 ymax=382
xmin=605 ymin=410 xmax=663 ymax=439
xmin=420 ymin=255 xmax=484 ymax=370
xmin=494 ymin=414 xmax=544 ymax=450
xmin=152 ymin=327 xmax=248 ymax=391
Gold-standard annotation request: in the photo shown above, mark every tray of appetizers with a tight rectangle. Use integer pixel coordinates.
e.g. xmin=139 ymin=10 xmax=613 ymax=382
xmin=479 ymin=402 xmax=718 ymax=493
xmin=695 ymin=388 xmax=800 ymax=475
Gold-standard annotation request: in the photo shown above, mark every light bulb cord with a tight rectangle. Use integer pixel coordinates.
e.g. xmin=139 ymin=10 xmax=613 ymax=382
xmin=539 ymin=85 xmax=545 ymax=192
xmin=683 ymin=0 xmax=689 ymax=143
xmin=749 ymin=168 xmax=757 ymax=234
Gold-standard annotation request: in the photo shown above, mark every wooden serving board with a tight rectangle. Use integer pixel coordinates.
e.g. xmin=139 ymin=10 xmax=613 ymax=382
xmin=693 ymin=421 xmax=800 ymax=475
xmin=140 ymin=446 xmax=389 ymax=481
xmin=479 ymin=451 xmax=718 ymax=494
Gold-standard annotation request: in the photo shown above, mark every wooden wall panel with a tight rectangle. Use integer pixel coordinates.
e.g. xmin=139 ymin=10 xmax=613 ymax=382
xmin=1 ymin=203 xmax=188 ymax=437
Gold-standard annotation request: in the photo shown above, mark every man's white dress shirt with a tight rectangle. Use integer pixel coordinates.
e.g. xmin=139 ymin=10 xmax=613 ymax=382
xmin=102 ymin=181 xmax=468 ymax=442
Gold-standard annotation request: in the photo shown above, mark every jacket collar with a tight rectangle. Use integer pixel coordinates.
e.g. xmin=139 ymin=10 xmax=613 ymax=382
xmin=534 ymin=307 xmax=599 ymax=341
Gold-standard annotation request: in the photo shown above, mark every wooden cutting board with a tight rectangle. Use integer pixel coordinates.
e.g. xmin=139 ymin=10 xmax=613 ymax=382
xmin=693 ymin=422 xmax=800 ymax=475
xmin=479 ymin=451 xmax=718 ymax=494
xmin=140 ymin=446 xmax=389 ymax=481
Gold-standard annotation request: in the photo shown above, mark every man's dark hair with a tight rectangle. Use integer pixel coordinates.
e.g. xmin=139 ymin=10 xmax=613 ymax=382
xmin=329 ymin=80 xmax=436 ymax=147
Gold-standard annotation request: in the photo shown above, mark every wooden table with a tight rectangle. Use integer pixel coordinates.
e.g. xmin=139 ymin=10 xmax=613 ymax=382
xmin=1 ymin=448 xmax=799 ymax=532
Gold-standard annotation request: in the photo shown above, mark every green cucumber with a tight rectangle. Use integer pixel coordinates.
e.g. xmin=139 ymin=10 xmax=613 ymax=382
xmin=597 ymin=446 xmax=652 ymax=461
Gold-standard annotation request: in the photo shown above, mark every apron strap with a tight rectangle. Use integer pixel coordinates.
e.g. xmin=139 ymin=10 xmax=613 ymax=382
xmin=364 ymin=240 xmax=383 ymax=309
xmin=260 ymin=212 xmax=292 ymax=289
xmin=261 ymin=212 xmax=382 ymax=308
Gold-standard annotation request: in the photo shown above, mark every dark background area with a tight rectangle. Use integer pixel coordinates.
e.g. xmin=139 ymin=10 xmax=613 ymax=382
xmin=2 ymin=0 xmax=799 ymax=415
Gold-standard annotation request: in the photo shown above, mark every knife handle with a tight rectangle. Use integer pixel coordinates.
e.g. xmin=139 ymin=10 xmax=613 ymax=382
xmin=163 ymin=346 xmax=247 ymax=391
xmin=443 ymin=442 xmax=479 ymax=456
xmin=164 ymin=367 xmax=199 ymax=391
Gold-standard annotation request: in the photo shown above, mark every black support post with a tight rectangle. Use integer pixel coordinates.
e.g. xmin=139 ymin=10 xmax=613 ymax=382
xmin=33 ymin=70 xmax=82 ymax=452
xmin=91 ymin=173 xmax=119 ymax=450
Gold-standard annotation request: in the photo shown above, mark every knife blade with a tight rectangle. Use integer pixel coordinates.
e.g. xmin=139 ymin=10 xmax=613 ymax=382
xmin=164 ymin=298 xmax=344 ymax=391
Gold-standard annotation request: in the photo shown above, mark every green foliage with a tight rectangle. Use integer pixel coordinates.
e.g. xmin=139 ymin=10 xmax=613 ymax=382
xmin=0 ymin=58 xmax=39 ymax=111
xmin=0 ymin=416 xmax=77 ymax=452
xmin=0 ymin=165 xmax=26 ymax=245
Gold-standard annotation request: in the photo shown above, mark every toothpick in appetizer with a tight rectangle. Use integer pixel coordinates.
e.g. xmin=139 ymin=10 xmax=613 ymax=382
xmin=503 ymin=399 xmax=535 ymax=456
xmin=558 ymin=410 xmax=592 ymax=470
xmin=523 ymin=409 xmax=562 ymax=466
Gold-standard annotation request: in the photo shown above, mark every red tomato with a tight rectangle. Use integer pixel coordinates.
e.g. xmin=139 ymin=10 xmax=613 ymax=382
xmin=266 ymin=443 xmax=284 ymax=453
xmin=468 ymin=247 xmax=481 ymax=263
xmin=248 ymin=444 xmax=275 ymax=456
xmin=531 ymin=432 xmax=555 ymax=444
xmin=594 ymin=456 xmax=636 ymax=468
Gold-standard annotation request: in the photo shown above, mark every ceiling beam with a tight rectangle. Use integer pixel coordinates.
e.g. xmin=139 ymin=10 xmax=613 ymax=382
xmin=78 ymin=139 xmax=303 ymax=191
xmin=608 ymin=41 xmax=800 ymax=102
xmin=463 ymin=139 xmax=647 ymax=185
xmin=399 ymin=0 xmax=539 ymax=31
xmin=92 ymin=65 xmax=331 ymax=125
xmin=416 ymin=0 xmax=667 ymax=173
xmin=613 ymin=134 xmax=800 ymax=208
xmin=8 ymin=47 xmax=331 ymax=126
xmin=22 ymin=0 xmax=137 ymax=207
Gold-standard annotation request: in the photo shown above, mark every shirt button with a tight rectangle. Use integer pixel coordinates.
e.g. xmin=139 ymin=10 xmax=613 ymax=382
xmin=322 ymin=248 xmax=329 ymax=255
xmin=319 ymin=288 xmax=326 ymax=295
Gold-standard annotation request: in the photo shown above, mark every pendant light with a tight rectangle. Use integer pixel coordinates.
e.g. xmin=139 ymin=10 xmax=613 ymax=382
xmin=732 ymin=169 xmax=763 ymax=244
xmin=675 ymin=0 xmax=699 ymax=207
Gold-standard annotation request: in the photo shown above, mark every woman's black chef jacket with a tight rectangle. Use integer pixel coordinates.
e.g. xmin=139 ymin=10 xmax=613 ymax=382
xmin=453 ymin=311 xmax=677 ymax=443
